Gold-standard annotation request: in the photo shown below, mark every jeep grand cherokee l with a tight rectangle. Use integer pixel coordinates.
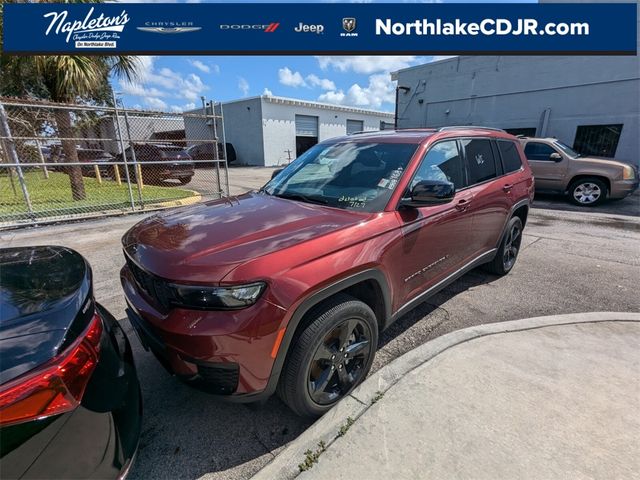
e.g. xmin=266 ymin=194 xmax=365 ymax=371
xmin=121 ymin=127 xmax=534 ymax=416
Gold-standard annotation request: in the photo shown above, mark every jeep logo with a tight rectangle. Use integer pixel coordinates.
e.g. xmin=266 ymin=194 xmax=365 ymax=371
xmin=294 ymin=22 xmax=324 ymax=34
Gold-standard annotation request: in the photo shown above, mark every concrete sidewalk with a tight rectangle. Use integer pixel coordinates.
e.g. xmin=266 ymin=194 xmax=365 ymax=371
xmin=254 ymin=313 xmax=640 ymax=480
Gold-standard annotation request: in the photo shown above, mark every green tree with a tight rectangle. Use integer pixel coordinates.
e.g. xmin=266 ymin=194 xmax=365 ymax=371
xmin=0 ymin=1 xmax=140 ymax=200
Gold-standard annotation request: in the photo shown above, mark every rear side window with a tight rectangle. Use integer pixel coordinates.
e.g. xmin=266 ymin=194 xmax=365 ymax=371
xmin=524 ymin=142 xmax=557 ymax=161
xmin=497 ymin=141 xmax=523 ymax=173
xmin=461 ymin=139 xmax=498 ymax=185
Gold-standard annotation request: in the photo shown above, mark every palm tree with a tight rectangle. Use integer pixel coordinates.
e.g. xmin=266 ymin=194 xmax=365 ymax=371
xmin=0 ymin=2 xmax=140 ymax=200
xmin=35 ymin=56 xmax=139 ymax=200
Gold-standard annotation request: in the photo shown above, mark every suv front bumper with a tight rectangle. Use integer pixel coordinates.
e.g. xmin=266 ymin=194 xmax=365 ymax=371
xmin=121 ymin=266 xmax=285 ymax=399
xmin=610 ymin=178 xmax=639 ymax=199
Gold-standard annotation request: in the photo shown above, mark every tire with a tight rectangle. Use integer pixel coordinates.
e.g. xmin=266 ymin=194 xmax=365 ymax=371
xmin=568 ymin=177 xmax=608 ymax=206
xmin=484 ymin=216 xmax=523 ymax=276
xmin=178 ymin=176 xmax=193 ymax=186
xmin=277 ymin=293 xmax=378 ymax=417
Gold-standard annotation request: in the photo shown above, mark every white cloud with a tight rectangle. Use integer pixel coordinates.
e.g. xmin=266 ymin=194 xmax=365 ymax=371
xmin=120 ymin=56 xmax=209 ymax=108
xmin=316 ymin=56 xmax=423 ymax=74
xmin=318 ymin=73 xmax=394 ymax=109
xmin=278 ymin=68 xmax=336 ymax=91
xmin=278 ymin=67 xmax=306 ymax=88
xmin=169 ymin=102 xmax=198 ymax=113
xmin=317 ymin=90 xmax=346 ymax=104
xmin=145 ymin=97 xmax=168 ymax=110
xmin=119 ymin=83 xmax=168 ymax=98
xmin=306 ymin=74 xmax=336 ymax=91
xmin=188 ymin=60 xmax=210 ymax=73
xmin=263 ymin=88 xmax=273 ymax=96
xmin=238 ymin=77 xmax=250 ymax=96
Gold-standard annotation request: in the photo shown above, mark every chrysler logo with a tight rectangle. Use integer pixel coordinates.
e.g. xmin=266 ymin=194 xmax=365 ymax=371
xmin=137 ymin=26 xmax=201 ymax=34
xmin=342 ymin=17 xmax=356 ymax=33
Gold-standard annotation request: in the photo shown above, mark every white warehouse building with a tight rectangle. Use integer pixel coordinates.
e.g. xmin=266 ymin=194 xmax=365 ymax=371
xmin=186 ymin=95 xmax=394 ymax=166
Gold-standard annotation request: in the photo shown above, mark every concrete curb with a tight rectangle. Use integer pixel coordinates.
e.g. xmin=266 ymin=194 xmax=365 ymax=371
xmin=144 ymin=190 xmax=201 ymax=209
xmin=252 ymin=312 xmax=640 ymax=480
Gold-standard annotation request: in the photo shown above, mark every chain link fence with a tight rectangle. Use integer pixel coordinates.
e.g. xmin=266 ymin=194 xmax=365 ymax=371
xmin=0 ymin=97 xmax=229 ymax=229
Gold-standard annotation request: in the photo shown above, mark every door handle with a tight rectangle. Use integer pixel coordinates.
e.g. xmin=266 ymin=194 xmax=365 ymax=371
xmin=455 ymin=198 xmax=471 ymax=211
xmin=502 ymin=184 xmax=514 ymax=192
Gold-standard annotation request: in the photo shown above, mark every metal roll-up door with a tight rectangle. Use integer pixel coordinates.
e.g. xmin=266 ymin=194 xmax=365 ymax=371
xmin=295 ymin=115 xmax=319 ymax=137
xmin=346 ymin=119 xmax=364 ymax=135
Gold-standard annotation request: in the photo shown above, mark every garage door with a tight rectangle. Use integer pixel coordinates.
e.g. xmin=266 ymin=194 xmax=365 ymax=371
xmin=346 ymin=119 xmax=364 ymax=135
xmin=295 ymin=115 xmax=319 ymax=137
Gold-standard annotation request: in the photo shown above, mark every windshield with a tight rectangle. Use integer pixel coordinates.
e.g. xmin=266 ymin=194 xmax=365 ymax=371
xmin=554 ymin=141 xmax=580 ymax=158
xmin=263 ymin=141 xmax=418 ymax=212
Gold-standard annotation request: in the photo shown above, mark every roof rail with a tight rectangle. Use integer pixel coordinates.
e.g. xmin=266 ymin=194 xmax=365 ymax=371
xmin=348 ymin=130 xmax=376 ymax=135
xmin=437 ymin=126 xmax=505 ymax=133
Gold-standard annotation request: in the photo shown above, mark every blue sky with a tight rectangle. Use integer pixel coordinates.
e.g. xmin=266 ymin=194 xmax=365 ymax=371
xmin=114 ymin=0 xmax=534 ymax=113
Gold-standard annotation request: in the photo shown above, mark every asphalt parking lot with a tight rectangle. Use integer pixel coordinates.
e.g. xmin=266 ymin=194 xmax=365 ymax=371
xmin=1 ymin=169 xmax=638 ymax=480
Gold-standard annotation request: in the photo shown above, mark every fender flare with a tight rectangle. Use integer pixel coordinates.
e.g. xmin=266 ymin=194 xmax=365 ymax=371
xmin=497 ymin=198 xmax=530 ymax=248
xmin=262 ymin=268 xmax=392 ymax=398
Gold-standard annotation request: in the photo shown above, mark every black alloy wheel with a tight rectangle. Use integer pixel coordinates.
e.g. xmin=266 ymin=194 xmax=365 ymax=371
xmin=502 ymin=221 xmax=522 ymax=271
xmin=277 ymin=294 xmax=378 ymax=417
xmin=307 ymin=318 xmax=372 ymax=405
xmin=483 ymin=216 xmax=524 ymax=276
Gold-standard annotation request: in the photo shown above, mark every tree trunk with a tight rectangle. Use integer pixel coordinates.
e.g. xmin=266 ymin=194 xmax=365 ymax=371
xmin=54 ymin=109 xmax=86 ymax=201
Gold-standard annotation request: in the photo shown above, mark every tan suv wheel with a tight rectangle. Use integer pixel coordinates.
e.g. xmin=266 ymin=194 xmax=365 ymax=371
xmin=569 ymin=177 xmax=607 ymax=206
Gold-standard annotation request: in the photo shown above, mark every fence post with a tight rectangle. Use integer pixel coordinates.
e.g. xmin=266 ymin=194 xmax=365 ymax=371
xmin=207 ymin=100 xmax=222 ymax=198
xmin=218 ymin=101 xmax=230 ymax=197
xmin=35 ymin=138 xmax=49 ymax=179
xmin=122 ymin=107 xmax=145 ymax=207
xmin=112 ymin=92 xmax=137 ymax=212
xmin=0 ymin=103 xmax=35 ymax=220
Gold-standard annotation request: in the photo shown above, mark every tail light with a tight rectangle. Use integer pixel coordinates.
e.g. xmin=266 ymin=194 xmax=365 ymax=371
xmin=0 ymin=311 xmax=103 ymax=427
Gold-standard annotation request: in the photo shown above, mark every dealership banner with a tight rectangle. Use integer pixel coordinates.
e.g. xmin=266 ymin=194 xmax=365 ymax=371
xmin=2 ymin=3 xmax=636 ymax=55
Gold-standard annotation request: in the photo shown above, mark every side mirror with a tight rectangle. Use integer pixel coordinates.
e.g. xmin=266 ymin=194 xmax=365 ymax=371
xmin=271 ymin=168 xmax=284 ymax=180
xmin=402 ymin=180 xmax=455 ymax=207
xmin=550 ymin=152 xmax=563 ymax=162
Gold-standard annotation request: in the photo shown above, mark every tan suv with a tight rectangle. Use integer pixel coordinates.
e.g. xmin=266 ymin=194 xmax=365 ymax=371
xmin=520 ymin=137 xmax=638 ymax=206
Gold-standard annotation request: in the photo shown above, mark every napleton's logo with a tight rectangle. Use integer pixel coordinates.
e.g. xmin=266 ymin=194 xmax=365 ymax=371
xmin=43 ymin=7 xmax=129 ymax=43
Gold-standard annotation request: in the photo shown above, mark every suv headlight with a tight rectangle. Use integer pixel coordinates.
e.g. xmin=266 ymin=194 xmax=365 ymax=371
xmin=170 ymin=282 xmax=266 ymax=310
xmin=622 ymin=165 xmax=636 ymax=180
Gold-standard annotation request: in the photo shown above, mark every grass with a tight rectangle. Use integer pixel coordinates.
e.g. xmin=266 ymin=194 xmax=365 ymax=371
xmin=0 ymin=171 xmax=195 ymax=221
xmin=298 ymin=441 xmax=326 ymax=472
xmin=337 ymin=416 xmax=355 ymax=437
xmin=371 ymin=390 xmax=385 ymax=404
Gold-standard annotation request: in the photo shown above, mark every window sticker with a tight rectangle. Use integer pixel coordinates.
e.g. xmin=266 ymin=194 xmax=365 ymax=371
xmin=338 ymin=195 xmax=368 ymax=209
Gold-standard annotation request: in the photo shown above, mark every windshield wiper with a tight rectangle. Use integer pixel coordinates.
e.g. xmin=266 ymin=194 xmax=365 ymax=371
xmin=274 ymin=192 xmax=329 ymax=206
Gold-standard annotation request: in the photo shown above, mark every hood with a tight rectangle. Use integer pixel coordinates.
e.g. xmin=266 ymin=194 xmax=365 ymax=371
xmin=574 ymin=156 xmax=630 ymax=170
xmin=122 ymin=192 xmax=370 ymax=283
xmin=0 ymin=246 xmax=94 ymax=384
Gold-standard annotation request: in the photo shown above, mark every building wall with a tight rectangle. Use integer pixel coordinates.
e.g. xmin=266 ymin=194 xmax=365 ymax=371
xmin=186 ymin=97 xmax=393 ymax=166
xmin=218 ymin=98 xmax=265 ymax=166
xmin=395 ymin=54 xmax=640 ymax=164
xmin=260 ymin=98 xmax=393 ymax=166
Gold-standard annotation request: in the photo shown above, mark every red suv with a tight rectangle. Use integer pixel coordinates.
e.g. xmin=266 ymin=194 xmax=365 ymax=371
xmin=121 ymin=127 xmax=534 ymax=416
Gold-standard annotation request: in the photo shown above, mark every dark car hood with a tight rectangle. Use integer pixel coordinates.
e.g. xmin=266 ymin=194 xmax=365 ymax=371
xmin=0 ymin=246 xmax=93 ymax=384
xmin=122 ymin=192 xmax=369 ymax=283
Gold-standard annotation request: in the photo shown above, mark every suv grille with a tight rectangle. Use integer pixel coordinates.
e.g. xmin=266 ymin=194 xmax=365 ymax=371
xmin=125 ymin=255 xmax=174 ymax=310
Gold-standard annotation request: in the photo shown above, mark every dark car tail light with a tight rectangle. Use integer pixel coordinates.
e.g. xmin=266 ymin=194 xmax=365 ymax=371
xmin=0 ymin=311 xmax=103 ymax=427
